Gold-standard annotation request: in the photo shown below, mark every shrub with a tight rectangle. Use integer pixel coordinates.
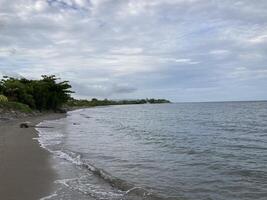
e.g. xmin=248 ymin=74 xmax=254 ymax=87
xmin=0 ymin=94 xmax=8 ymax=102
xmin=0 ymin=101 xmax=32 ymax=113
xmin=0 ymin=75 xmax=73 ymax=111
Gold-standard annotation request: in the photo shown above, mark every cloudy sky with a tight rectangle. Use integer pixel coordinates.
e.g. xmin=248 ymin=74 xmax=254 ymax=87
xmin=0 ymin=0 xmax=267 ymax=102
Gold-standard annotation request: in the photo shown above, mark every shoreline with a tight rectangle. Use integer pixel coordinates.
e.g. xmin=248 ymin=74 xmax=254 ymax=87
xmin=0 ymin=113 xmax=66 ymax=200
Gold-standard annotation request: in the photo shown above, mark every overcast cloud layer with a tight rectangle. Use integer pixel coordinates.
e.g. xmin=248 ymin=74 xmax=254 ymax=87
xmin=0 ymin=0 xmax=267 ymax=101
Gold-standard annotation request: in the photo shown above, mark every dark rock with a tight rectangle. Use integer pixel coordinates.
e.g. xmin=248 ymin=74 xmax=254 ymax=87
xmin=20 ymin=122 xmax=30 ymax=128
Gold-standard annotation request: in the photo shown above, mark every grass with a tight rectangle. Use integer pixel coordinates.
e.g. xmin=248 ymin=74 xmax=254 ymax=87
xmin=0 ymin=101 xmax=32 ymax=113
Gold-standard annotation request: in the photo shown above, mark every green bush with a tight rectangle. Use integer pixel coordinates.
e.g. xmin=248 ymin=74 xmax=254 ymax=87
xmin=0 ymin=94 xmax=8 ymax=102
xmin=0 ymin=101 xmax=32 ymax=113
xmin=0 ymin=75 xmax=73 ymax=111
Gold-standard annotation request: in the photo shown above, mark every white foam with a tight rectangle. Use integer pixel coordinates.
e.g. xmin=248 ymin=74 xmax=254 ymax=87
xmin=34 ymin=113 xmax=134 ymax=200
xmin=39 ymin=193 xmax=57 ymax=200
xmin=35 ymin=121 xmax=64 ymax=149
xmin=55 ymin=177 xmax=124 ymax=199
xmin=52 ymin=150 xmax=83 ymax=166
xmin=35 ymin=120 xmax=84 ymax=167
xmin=55 ymin=178 xmax=76 ymax=187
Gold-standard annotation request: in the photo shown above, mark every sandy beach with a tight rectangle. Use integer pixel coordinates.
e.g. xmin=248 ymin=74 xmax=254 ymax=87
xmin=0 ymin=113 xmax=65 ymax=200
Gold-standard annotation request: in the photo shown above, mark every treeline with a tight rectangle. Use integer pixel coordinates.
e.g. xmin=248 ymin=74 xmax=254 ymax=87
xmin=0 ymin=75 xmax=170 ymax=112
xmin=66 ymin=98 xmax=170 ymax=107
xmin=0 ymin=75 xmax=72 ymax=111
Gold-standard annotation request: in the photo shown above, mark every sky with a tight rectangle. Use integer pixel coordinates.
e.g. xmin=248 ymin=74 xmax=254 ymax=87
xmin=0 ymin=0 xmax=267 ymax=102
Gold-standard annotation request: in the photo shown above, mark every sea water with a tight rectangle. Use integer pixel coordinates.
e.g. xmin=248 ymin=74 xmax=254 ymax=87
xmin=37 ymin=102 xmax=267 ymax=200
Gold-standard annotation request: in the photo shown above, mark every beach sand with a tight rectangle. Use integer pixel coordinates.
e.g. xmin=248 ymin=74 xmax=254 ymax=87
xmin=0 ymin=113 xmax=65 ymax=200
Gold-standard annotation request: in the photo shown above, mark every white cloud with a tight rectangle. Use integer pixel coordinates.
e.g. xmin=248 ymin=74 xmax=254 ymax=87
xmin=110 ymin=47 xmax=143 ymax=55
xmin=162 ymin=58 xmax=199 ymax=65
xmin=249 ymin=34 xmax=267 ymax=43
xmin=0 ymin=0 xmax=267 ymax=101
xmin=209 ymin=49 xmax=229 ymax=55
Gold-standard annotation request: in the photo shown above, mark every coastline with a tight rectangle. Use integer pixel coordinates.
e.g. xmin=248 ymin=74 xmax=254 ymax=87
xmin=0 ymin=113 xmax=66 ymax=200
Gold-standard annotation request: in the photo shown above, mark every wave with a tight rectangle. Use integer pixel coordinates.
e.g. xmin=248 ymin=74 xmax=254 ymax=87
xmin=35 ymin=123 xmax=165 ymax=200
xmin=39 ymin=193 xmax=58 ymax=200
xmin=51 ymin=150 xmax=163 ymax=200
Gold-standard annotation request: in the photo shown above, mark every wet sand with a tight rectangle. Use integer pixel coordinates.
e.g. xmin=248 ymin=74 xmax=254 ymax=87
xmin=0 ymin=113 xmax=65 ymax=200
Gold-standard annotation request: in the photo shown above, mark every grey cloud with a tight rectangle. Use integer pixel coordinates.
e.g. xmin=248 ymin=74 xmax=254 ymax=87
xmin=71 ymin=81 xmax=137 ymax=99
xmin=0 ymin=0 xmax=267 ymax=101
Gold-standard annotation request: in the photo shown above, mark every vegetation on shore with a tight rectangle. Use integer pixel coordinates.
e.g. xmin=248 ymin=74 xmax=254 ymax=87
xmin=66 ymin=98 xmax=170 ymax=107
xmin=0 ymin=75 xmax=170 ymax=113
xmin=0 ymin=101 xmax=32 ymax=113
xmin=0 ymin=75 xmax=72 ymax=112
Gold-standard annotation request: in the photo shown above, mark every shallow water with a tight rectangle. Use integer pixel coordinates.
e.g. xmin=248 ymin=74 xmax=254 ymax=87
xmin=37 ymin=101 xmax=267 ymax=200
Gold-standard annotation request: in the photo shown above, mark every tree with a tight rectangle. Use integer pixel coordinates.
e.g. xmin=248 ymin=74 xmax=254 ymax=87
xmin=0 ymin=75 xmax=73 ymax=111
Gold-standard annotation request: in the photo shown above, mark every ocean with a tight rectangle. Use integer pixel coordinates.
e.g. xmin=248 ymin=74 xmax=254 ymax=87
xmin=37 ymin=101 xmax=267 ymax=200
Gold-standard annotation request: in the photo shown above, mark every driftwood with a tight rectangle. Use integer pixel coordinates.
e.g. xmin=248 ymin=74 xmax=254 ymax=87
xmin=20 ymin=122 xmax=53 ymax=128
